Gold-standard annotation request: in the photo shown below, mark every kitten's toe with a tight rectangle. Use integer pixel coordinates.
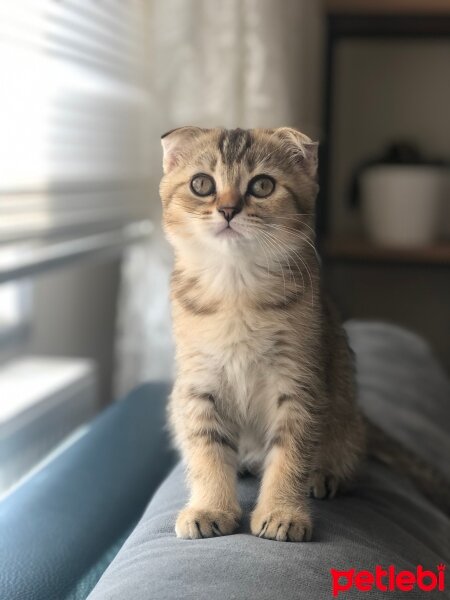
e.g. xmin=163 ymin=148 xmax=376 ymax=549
xmin=250 ymin=507 xmax=312 ymax=542
xmin=308 ymin=471 xmax=339 ymax=499
xmin=175 ymin=506 xmax=240 ymax=539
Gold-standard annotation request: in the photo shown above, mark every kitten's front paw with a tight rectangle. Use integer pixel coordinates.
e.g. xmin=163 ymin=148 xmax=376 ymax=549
xmin=250 ymin=506 xmax=312 ymax=542
xmin=175 ymin=506 xmax=240 ymax=539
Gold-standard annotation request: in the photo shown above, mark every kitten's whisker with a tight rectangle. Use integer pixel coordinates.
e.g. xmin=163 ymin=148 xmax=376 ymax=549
xmin=258 ymin=229 xmax=299 ymax=295
xmin=254 ymin=229 xmax=293 ymax=310
xmin=258 ymin=228 xmax=306 ymax=296
xmin=266 ymin=218 xmax=316 ymax=237
xmin=268 ymin=216 xmax=316 ymax=237
xmin=241 ymin=222 xmax=271 ymax=278
xmin=257 ymin=230 xmax=288 ymax=304
xmin=258 ymin=238 xmax=271 ymax=279
xmin=257 ymin=228 xmax=304 ymax=301
xmin=256 ymin=225 xmax=313 ymax=306
xmin=258 ymin=237 xmax=279 ymax=282
xmin=264 ymin=224 xmax=319 ymax=259
xmin=268 ymin=225 xmax=316 ymax=254
xmin=283 ymin=242 xmax=315 ymax=307
xmin=271 ymin=213 xmax=314 ymax=217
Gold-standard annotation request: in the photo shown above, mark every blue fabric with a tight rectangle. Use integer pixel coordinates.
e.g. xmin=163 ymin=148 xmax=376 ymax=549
xmin=0 ymin=382 xmax=176 ymax=600
xmin=88 ymin=323 xmax=450 ymax=600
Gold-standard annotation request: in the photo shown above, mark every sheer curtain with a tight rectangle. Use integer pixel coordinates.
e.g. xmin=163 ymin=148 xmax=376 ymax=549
xmin=115 ymin=0 xmax=324 ymax=395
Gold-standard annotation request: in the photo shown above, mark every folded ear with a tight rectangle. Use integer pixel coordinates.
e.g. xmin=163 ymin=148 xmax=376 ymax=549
xmin=275 ymin=127 xmax=319 ymax=179
xmin=161 ymin=126 xmax=207 ymax=173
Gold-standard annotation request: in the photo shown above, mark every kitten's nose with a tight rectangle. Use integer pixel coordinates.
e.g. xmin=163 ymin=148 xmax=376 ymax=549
xmin=218 ymin=206 xmax=241 ymax=222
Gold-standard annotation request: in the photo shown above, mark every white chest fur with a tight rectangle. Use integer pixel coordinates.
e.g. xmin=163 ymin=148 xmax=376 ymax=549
xmin=173 ymin=259 xmax=302 ymax=466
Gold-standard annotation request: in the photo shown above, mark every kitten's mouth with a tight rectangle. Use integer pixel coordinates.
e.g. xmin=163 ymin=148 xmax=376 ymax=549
xmin=215 ymin=224 xmax=242 ymax=239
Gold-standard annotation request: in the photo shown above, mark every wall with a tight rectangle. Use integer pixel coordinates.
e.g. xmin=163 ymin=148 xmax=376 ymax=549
xmin=330 ymin=38 xmax=450 ymax=236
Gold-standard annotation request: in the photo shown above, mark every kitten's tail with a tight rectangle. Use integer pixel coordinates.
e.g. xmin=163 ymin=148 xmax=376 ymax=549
xmin=365 ymin=417 xmax=450 ymax=516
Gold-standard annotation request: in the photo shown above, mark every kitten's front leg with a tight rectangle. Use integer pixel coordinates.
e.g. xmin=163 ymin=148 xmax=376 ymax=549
xmin=250 ymin=399 xmax=315 ymax=542
xmin=172 ymin=389 xmax=241 ymax=539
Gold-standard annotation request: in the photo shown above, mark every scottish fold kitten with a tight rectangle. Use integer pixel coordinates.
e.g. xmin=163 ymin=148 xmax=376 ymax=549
xmin=159 ymin=127 xmax=449 ymax=542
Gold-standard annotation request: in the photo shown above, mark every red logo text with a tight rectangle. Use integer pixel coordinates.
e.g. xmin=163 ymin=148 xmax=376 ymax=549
xmin=330 ymin=564 xmax=446 ymax=596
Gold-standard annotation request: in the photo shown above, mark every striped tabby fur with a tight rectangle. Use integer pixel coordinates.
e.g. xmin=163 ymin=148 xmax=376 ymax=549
xmin=160 ymin=127 xmax=450 ymax=542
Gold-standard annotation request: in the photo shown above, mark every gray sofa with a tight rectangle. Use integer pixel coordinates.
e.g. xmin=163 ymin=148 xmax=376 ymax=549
xmin=88 ymin=322 xmax=450 ymax=600
xmin=1 ymin=322 xmax=449 ymax=599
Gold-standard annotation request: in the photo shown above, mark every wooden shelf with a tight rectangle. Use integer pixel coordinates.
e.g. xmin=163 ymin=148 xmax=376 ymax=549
xmin=327 ymin=0 xmax=450 ymax=14
xmin=322 ymin=237 xmax=450 ymax=265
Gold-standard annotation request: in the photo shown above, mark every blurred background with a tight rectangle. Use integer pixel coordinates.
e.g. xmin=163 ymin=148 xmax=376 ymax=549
xmin=0 ymin=0 xmax=449 ymax=495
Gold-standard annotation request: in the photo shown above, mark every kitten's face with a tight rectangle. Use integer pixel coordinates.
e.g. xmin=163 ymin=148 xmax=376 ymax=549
xmin=159 ymin=127 xmax=318 ymax=263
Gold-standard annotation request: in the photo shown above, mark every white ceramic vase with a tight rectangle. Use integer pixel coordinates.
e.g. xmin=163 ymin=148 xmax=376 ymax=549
xmin=360 ymin=165 xmax=445 ymax=247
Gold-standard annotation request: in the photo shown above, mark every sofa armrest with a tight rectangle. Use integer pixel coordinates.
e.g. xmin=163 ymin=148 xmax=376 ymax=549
xmin=0 ymin=382 xmax=176 ymax=600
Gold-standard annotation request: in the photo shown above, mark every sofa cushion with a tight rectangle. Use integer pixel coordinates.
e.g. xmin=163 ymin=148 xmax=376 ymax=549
xmin=88 ymin=322 xmax=450 ymax=600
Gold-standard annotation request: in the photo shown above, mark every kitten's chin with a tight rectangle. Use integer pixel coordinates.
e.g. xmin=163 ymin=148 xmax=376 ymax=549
xmin=215 ymin=226 xmax=242 ymax=240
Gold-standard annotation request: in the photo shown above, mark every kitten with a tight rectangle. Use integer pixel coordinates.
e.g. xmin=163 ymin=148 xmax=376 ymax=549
xmin=159 ymin=126 xmax=449 ymax=542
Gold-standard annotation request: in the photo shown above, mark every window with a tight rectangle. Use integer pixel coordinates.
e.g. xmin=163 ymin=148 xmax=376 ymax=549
xmin=0 ymin=0 xmax=151 ymax=242
xmin=0 ymin=0 xmax=152 ymax=491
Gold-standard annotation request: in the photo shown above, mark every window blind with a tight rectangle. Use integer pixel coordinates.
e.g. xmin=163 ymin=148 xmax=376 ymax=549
xmin=0 ymin=0 xmax=152 ymax=241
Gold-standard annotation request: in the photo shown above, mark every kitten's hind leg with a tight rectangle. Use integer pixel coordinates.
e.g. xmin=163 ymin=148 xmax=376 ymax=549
xmin=308 ymin=414 xmax=366 ymax=500
xmin=308 ymin=470 xmax=340 ymax=499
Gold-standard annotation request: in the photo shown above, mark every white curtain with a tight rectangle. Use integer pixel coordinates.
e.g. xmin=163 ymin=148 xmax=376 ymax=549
xmin=115 ymin=0 xmax=324 ymax=396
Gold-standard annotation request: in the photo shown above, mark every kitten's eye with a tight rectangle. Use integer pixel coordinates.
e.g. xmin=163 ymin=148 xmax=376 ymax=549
xmin=247 ymin=175 xmax=275 ymax=198
xmin=190 ymin=174 xmax=215 ymax=197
